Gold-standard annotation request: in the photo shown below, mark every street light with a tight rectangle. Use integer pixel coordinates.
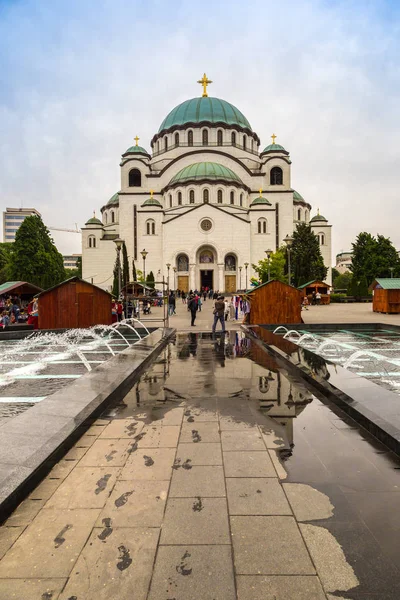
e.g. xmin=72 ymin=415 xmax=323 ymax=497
xmin=265 ymin=249 xmax=273 ymax=282
xmin=390 ymin=267 xmax=394 ymax=279
xmin=166 ymin=263 xmax=171 ymax=293
xmin=283 ymin=235 xmax=294 ymax=285
xmin=244 ymin=262 xmax=249 ymax=289
xmin=173 ymin=267 xmax=177 ymax=291
xmin=114 ymin=237 xmax=124 ymax=299
xmin=140 ymin=249 xmax=148 ymax=281
xmin=239 ymin=266 xmax=242 ymax=289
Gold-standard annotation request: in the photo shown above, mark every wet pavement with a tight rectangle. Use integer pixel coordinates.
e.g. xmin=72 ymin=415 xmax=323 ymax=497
xmin=0 ymin=331 xmax=399 ymax=599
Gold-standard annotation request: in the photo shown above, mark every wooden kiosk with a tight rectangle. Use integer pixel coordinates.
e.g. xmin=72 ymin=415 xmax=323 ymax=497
xmin=248 ymin=280 xmax=302 ymax=325
xmin=370 ymin=278 xmax=400 ymax=314
xmin=298 ymin=280 xmax=331 ymax=305
xmin=38 ymin=277 xmax=112 ymax=329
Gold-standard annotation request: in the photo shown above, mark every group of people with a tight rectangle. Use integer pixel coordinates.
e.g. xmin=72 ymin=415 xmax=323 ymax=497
xmin=0 ymin=296 xmax=39 ymax=329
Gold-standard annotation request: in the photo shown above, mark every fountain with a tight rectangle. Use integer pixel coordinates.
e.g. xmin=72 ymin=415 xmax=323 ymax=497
xmin=273 ymin=326 xmax=288 ymax=334
xmin=343 ymin=350 xmax=386 ymax=369
xmin=283 ymin=330 xmax=302 ymax=340
xmin=298 ymin=333 xmax=319 ymax=345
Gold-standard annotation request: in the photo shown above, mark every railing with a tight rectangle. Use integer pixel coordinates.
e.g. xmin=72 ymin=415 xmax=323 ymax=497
xmin=151 ymin=141 xmax=260 ymax=159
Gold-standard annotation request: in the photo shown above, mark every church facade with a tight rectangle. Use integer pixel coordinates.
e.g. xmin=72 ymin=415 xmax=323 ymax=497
xmin=82 ymin=75 xmax=332 ymax=292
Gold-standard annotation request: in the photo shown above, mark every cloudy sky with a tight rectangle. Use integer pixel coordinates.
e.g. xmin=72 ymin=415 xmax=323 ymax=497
xmin=1 ymin=0 xmax=399 ymax=260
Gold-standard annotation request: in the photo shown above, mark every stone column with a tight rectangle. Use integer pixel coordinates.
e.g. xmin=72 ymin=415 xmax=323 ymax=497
xmin=189 ymin=263 xmax=196 ymax=291
xmin=218 ymin=263 xmax=224 ymax=292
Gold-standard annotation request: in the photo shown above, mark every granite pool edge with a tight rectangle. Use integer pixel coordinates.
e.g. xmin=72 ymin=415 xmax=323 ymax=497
xmin=242 ymin=325 xmax=400 ymax=456
xmin=0 ymin=327 xmax=176 ymax=521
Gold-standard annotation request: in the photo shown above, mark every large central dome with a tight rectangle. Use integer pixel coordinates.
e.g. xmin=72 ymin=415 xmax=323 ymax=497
xmin=158 ymin=97 xmax=252 ymax=133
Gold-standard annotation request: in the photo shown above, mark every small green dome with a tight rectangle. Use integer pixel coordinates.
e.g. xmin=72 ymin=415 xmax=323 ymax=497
xmin=310 ymin=213 xmax=328 ymax=223
xmin=159 ymin=97 xmax=252 ymax=133
xmin=107 ymin=193 xmax=119 ymax=207
xmin=170 ymin=162 xmax=243 ymax=185
xmin=142 ymin=198 xmax=162 ymax=207
xmin=124 ymin=145 xmax=150 ymax=156
xmin=250 ymin=195 xmax=271 ymax=207
xmin=293 ymin=190 xmax=305 ymax=201
xmin=85 ymin=216 xmax=102 ymax=226
xmin=261 ymin=143 xmax=288 ymax=154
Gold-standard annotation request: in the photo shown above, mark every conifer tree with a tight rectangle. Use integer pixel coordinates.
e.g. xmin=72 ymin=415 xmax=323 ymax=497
xmin=146 ymin=271 xmax=155 ymax=289
xmin=122 ymin=242 xmax=130 ymax=288
xmin=291 ymin=223 xmax=327 ymax=287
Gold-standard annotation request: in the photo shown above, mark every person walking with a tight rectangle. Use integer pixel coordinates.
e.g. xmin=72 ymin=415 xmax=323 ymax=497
xmin=168 ymin=292 xmax=176 ymax=316
xmin=212 ymin=295 xmax=226 ymax=334
xmin=188 ymin=293 xmax=198 ymax=326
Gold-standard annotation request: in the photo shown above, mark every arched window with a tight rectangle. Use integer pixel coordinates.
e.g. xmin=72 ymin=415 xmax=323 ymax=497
xmin=188 ymin=130 xmax=193 ymax=146
xmin=128 ymin=168 xmax=141 ymax=187
xmin=217 ymin=190 xmax=223 ymax=204
xmin=240 ymin=193 xmax=243 ymax=207
xmin=270 ymin=166 xmax=283 ymax=185
xmin=164 ymin=136 xmax=168 ymax=151
xmin=203 ymin=189 xmax=209 ymax=203
xmin=189 ymin=190 xmax=195 ymax=204
xmin=319 ymin=233 xmax=325 ymax=245
xmin=88 ymin=235 xmax=96 ymax=248
xmin=111 ymin=211 xmax=115 ymax=223
xmin=175 ymin=132 xmax=179 ymax=146
xmin=157 ymin=141 xmax=160 ymax=153
xmin=104 ymin=213 xmax=108 ymax=224
xmin=257 ymin=218 xmax=267 ymax=234
xmin=225 ymin=254 xmax=236 ymax=271
xmin=231 ymin=131 xmax=236 ymax=146
xmin=169 ymin=194 xmax=172 ymax=208
xmin=146 ymin=219 xmax=155 ymax=235
xmin=217 ymin=130 xmax=223 ymax=146
xmin=177 ymin=254 xmax=189 ymax=271
xmin=202 ymin=129 xmax=208 ymax=146
xmin=297 ymin=208 xmax=301 ymax=221
xmin=230 ymin=191 xmax=235 ymax=205
xmin=243 ymin=135 xmax=247 ymax=150
xmin=251 ymin=139 xmax=254 ymax=151
xmin=178 ymin=192 xmax=182 ymax=206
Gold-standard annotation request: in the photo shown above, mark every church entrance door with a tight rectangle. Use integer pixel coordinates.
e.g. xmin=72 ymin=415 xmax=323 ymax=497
xmin=225 ymin=275 xmax=236 ymax=293
xmin=177 ymin=276 xmax=189 ymax=293
xmin=200 ymin=270 xmax=213 ymax=290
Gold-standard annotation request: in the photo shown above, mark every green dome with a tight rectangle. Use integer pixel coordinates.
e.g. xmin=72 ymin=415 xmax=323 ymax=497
xmin=124 ymin=145 xmax=150 ymax=156
xmin=107 ymin=193 xmax=119 ymax=206
xmin=250 ymin=195 xmax=271 ymax=207
xmin=310 ymin=213 xmax=328 ymax=223
xmin=85 ymin=216 xmax=102 ymax=226
xmin=158 ymin=97 xmax=252 ymax=133
xmin=142 ymin=198 xmax=162 ymax=207
xmin=293 ymin=190 xmax=305 ymax=201
xmin=261 ymin=143 xmax=288 ymax=154
xmin=170 ymin=162 xmax=242 ymax=186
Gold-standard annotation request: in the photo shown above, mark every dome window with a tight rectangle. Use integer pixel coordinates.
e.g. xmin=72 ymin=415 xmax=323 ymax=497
xmin=104 ymin=213 xmax=108 ymax=224
xmin=270 ymin=166 xmax=283 ymax=185
xmin=217 ymin=130 xmax=223 ymax=146
xmin=88 ymin=235 xmax=96 ymax=248
xmin=129 ymin=168 xmax=141 ymax=187
xmin=169 ymin=194 xmax=172 ymax=208
xmin=203 ymin=189 xmax=209 ymax=203
xmin=175 ymin=132 xmax=179 ymax=146
xmin=202 ymin=129 xmax=208 ymax=146
xmin=146 ymin=219 xmax=156 ymax=235
xmin=240 ymin=193 xmax=243 ymax=207
xmin=164 ymin=136 xmax=168 ymax=151
xmin=231 ymin=132 xmax=236 ymax=146
xmin=111 ymin=211 xmax=115 ymax=223
xmin=258 ymin=218 xmax=267 ymax=234
xmin=297 ymin=208 xmax=301 ymax=221
xmin=178 ymin=192 xmax=182 ymax=206
xmin=318 ymin=233 xmax=325 ymax=245
xmin=217 ymin=190 xmax=223 ymax=204
xmin=230 ymin=191 xmax=235 ymax=205
xmin=189 ymin=190 xmax=195 ymax=204
xmin=243 ymin=135 xmax=247 ymax=150
xmin=188 ymin=130 xmax=193 ymax=146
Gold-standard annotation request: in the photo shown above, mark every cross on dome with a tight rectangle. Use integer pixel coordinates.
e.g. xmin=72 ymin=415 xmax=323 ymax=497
xmin=150 ymin=190 xmax=154 ymax=198
xmin=271 ymin=133 xmax=277 ymax=144
xmin=259 ymin=188 xmax=263 ymax=196
xmin=134 ymin=135 xmax=140 ymax=146
xmin=197 ymin=73 xmax=212 ymax=97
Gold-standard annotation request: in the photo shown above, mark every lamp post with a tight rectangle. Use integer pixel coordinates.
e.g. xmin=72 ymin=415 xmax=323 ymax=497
xmin=173 ymin=267 xmax=177 ymax=291
xmin=239 ymin=266 xmax=242 ymax=290
xmin=244 ymin=262 xmax=249 ymax=289
xmin=166 ymin=263 xmax=171 ymax=294
xmin=284 ymin=235 xmax=294 ymax=285
xmin=140 ymin=249 xmax=148 ymax=281
xmin=114 ymin=238 xmax=124 ymax=299
xmin=265 ymin=249 xmax=273 ymax=282
xmin=390 ymin=267 xmax=394 ymax=279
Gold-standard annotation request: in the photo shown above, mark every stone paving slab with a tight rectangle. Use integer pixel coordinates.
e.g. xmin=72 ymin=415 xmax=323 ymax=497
xmin=0 ymin=578 xmax=67 ymax=600
xmin=160 ymin=497 xmax=230 ymax=545
xmin=98 ymin=418 xmax=145 ymax=438
xmin=78 ymin=438 xmax=133 ymax=467
xmin=136 ymin=425 xmax=180 ymax=448
xmin=180 ymin=421 xmax=220 ymax=443
xmin=223 ymin=450 xmax=276 ymax=477
xmin=147 ymin=545 xmax=236 ymax=600
xmin=0 ymin=526 xmax=24 ymax=560
xmin=59 ymin=527 xmax=159 ymax=600
xmin=97 ymin=480 xmax=169 ymax=527
xmin=119 ymin=447 xmax=175 ymax=480
xmin=183 ymin=405 xmax=218 ymax=422
xmin=169 ymin=465 xmax=226 ymax=497
xmin=226 ymin=478 xmax=292 ymax=515
xmin=236 ymin=575 xmax=327 ymax=599
xmin=176 ymin=442 xmax=223 ymax=465
xmin=231 ymin=516 xmax=316 ymax=575
xmin=48 ymin=458 xmax=78 ymax=480
xmin=44 ymin=466 xmax=120 ymax=509
xmin=0 ymin=508 xmax=101 ymax=578
xmin=145 ymin=406 xmax=185 ymax=426
xmin=221 ymin=430 xmax=265 ymax=451
xmin=219 ymin=416 xmax=258 ymax=430
xmin=5 ymin=498 xmax=45 ymax=527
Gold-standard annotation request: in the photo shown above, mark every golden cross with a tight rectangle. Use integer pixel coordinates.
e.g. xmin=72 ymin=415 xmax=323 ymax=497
xmin=259 ymin=188 xmax=263 ymax=196
xmin=197 ymin=73 xmax=212 ymax=97
xmin=317 ymin=207 xmax=320 ymax=215
xmin=271 ymin=133 xmax=277 ymax=145
xmin=150 ymin=190 xmax=154 ymax=198
xmin=134 ymin=135 xmax=140 ymax=146
xmin=93 ymin=210 xmax=96 ymax=218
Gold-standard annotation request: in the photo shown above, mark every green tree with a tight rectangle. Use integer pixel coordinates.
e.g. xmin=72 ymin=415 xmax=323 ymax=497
xmin=252 ymin=247 xmax=288 ymax=284
xmin=331 ymin=267 xmax=340 ymax=283
xmin=122 ymin=243 xmax=130 ymax=288
xmin=132 ymin=259 xmax=137 ymax=282
xmin=0 ymin=243 xmax=13 ymax=284
xmin=76 ymin=256 xmax=82 ymax=278
xmin=8 ymin=215 xmax=65 ymax=289
xmin=112 ymin=256 xmax=119 ymax=298
xmin=351 ymin=232 xmax=400 ymax=285
xmin=333 ymin=271 xmax=352 ymax=291
xmin=146 ymin=271 xmax=155 ymax=289
xmin=291 ymin=223 xmax=328 ymax=287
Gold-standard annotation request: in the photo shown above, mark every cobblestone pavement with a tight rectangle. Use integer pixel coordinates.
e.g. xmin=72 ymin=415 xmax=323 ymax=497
xmin=0 ymin=331 xmax=399 ymax=599
xmin=302 ymin=302 xmax=400 ymax=325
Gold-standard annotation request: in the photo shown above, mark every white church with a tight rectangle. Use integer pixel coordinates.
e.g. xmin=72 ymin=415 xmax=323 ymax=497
xmin=82 ymin=74 xmax=332 ymax=292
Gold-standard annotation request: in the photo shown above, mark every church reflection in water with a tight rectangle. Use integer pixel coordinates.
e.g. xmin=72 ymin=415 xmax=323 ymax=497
xmin=105 ymin=331 xmax=314 ymax=455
